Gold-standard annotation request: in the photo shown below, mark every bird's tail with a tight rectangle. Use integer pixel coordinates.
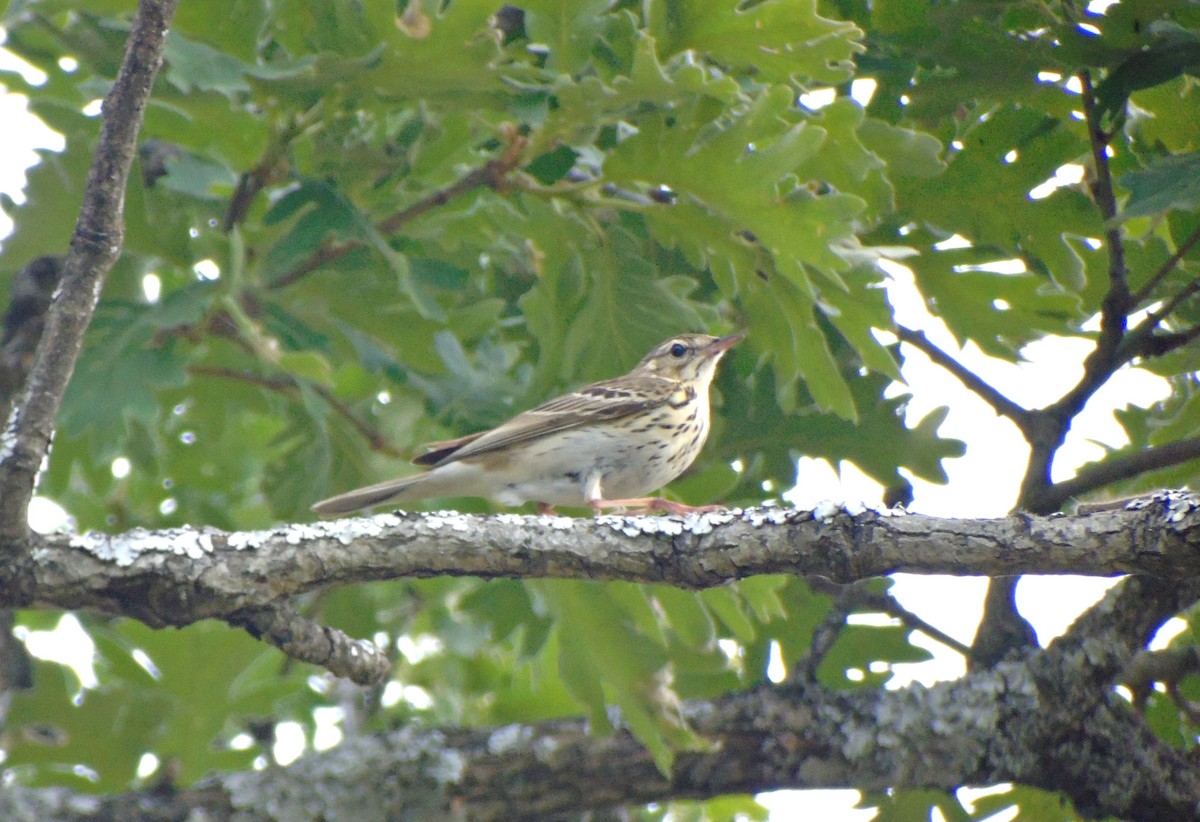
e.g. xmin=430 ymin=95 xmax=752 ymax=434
xmin=311 ymin=474 xmax=431 ymax=516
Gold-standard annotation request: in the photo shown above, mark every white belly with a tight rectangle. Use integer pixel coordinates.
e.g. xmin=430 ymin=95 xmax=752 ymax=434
xmin=473 ymin=411 xmax=710 ymax=507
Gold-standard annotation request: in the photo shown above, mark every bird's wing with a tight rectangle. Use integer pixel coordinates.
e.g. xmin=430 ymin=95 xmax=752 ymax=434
xmin=412 ymin=432 xmax=485 ymax=466
xmin=419 ymin=374 xmax=676 ymax=467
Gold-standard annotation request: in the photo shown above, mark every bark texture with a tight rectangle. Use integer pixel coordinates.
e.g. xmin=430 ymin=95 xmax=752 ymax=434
xmin=0 ymin=496 xmax=1198 ymax=818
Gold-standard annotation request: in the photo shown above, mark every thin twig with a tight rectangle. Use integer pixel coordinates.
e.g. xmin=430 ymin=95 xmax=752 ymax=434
xmin=0 ymin=0 xmax=178 ymax=544
xmin=1080 ymin=71 xmax=1128 ymax=298
xmin=1125 ymin=320 xmax=1200 ymax=360
xmin=791 ymin=582 xmax=854 ymax=682
xmin=229 ymin=603 xmax=391 ymax=685
xmin=1120 ymin=278 xmax=1200 ymax=363
xmin=222 ymin=103 xmax=323 ymax=232
xmin=1131 ymin=222 xmax=1200 ymax=307
xmin=895 ymin=326 xmax=1030 ymax=428
xmin=975 ymin=70 xmax=1136 ymax=667
xmin=1016 ymin=70 xmax=1137 ymax=492
xmin=797 ymin=579 xmax=974 ymax=682
xmin=189 ymin=365 xmax=405 ymax=458
xmin=1046 ymin=69 xmax=1132 ymax=425
xmin=861 ymin=590 xmax=974 ymax=658
xmin=1040 ymin=435 xmax=1200 ymax=510
xmin=268 ymin=134 xmax=527 ymax=290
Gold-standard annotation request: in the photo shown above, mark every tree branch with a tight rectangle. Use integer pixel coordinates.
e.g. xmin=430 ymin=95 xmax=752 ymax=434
xmin=803 ymin=578 xmax=974 ymax=671
xmin=0 ymin=257 xmax=60 ymax=726
xmin=1121 ymin=645 xmax=1200 ymax=723
xmin=895 ymin=326 xmax=1030 ymax=429
xmin=0 ymin=0 xmax=178 ymax=545
xmin=1 ymin=501 xmax=1198 ymax=815
xmin=1040 ymin=438 xmax=1200 ymax=510
xmin=1064 ymin=570 xmax=1200 ymax=658
xmin=976 ymin=69 xmax=1138 ymax=666
xmin=267 ymin=132 xmax=527 ymax=290
xmin=1125 ymin=320 xmax=1200 ymax=360
xmin=189 ymin=365 xmax=405 ymax=458
xmin=229 ymin=603 xmax=391 ymax=686
xmin=866 ymin=589 xmax=974 ymax=658
xmin=1039 ymin=70 xmax=1132 ymax=433
xmin=1120 ymin=277 xmax=1200 ymax=363
xmin=1 ymin=498 xmax=1199 ymax=638
xmin=1131 ymin=221 xmax=1200 ymax=307
xmin=222 ymin=103 xmax=323 ymax=232
xmin=1 ymin=639 xmax=1196 ymax=821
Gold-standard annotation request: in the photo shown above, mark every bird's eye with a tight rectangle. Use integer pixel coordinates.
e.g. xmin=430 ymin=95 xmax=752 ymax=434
xmin=670 ymin=342 xmax=688 ymax=358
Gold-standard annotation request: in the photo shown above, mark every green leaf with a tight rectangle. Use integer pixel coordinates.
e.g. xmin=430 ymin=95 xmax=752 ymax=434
xmin=59 ymin=285 xmax=214 ymax=446
xmin=970 ymin=785 xmax=1084 ymax=820
xmin=1094 ymin=34 xmax=1200 ymax=122
xmin=5 ymin=658 xmax=168 ymax=792
xmin=605 ymin=86 xmax=864 ymax=290
xmin=897 ymin=105 xmax=1099 ymax=296
xmin=522 ymin=0 xmax=612 ymax=75
xmin=538 ymin=580 xmax=695 ymax=774
xmin=164 ymin=31 xmax=253 ymax=96
xmin=262 ymin=179 xmax=368 ymax=282
xmin=0 ymin=144 xmax=93 ymax=270
xmin=909 ymin=242 xmax=1082 ymax=358
xmin=701 ymin=587 xmax=757 ymax=643
xmin=526 ymin=145 xmax=581 ymax=185
xmin=560 ymin=228 xmax=709 ymax=383
xmin=653 ymin=586 xmax=715 ymax=648
xmin=648 ymin=0 xmax=863 ymax=86
xmin=818 ymin=623 xmax=933 ymax=689
xmin=158 ymin=151 xmax=239 ymax=199
xmin=859 ymin=789 xmax=970 ymax=822
xmin=277 ymin=350 xmax=335 ymax=386
xmin=742 ymin=274 xmax=857 ymax=419
xmin=1119 ymin=152 xmax=1200 ymax=220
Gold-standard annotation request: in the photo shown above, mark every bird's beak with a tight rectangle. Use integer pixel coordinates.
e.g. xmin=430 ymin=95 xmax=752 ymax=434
xmin=705 ymin=332 xmax=745 ymax=357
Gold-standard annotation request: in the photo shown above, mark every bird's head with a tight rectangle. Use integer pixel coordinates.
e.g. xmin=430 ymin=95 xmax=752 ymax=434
xmin=634 ymin=332 xmax=744 ymax=384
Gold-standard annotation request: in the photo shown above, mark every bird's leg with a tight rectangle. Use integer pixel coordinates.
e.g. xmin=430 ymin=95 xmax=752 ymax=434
xmin=645 ymin=497 xmax=726 ymax=516
xmin=588 ymin=497 xmax=725 ymax=516
xmin=583 ymin=472 xmax=725 ymax=516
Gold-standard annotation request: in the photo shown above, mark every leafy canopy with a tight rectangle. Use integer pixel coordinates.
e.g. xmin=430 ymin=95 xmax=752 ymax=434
xmin=2 ymin=0 xmax=1200 ymax=818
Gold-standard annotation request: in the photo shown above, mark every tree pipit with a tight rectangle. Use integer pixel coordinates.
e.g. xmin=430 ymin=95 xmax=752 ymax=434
xmin=312 ymin=332 xmax=744 ymax=516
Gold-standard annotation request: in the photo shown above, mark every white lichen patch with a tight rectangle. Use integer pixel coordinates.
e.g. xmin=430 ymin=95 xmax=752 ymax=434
xmin=682 ymin=510 xmax=736 ymax=535
xmin=70 ymin=527 xmax=215 ymax=567
xmin=385 ymin=726 xmax=464 ymax=785
xmin=291 ymin=515 xmax=404 ymax=545
xmin=493 ymin=512 xmax=577 ymax=530
xmin=0 ymin=403 xmax=21 ymax=464
xmin=597 ymin=514 xmax=685 ymax=537
xmin=872 ymin=501 xmax=905 ymax=517
xmin=487 ymin=723 xmax=533 ymax=754
xmin=532 ymin=735 xmax=560 ymax=762
xmin=1128 ymin=489 xmax=1199 ymax=522
xmin=596 ymin=508 xmax=742 ymax=537
xmin=284 ymin=522 xmax=329 ymax=544
xmin=741 ymin=506 xmax=802 ymax=527
xmin=428 ymin=748 xmax=466 ymax=785
xmin=812 ymin=500 xmax=842 ymax=522
xmin=420 ymin=510 xmax=473 ymax=532
xmin=227 ymin=529 xmax=273 ymax=550
xmin=839 ymin=721 xmax=878 ymax=760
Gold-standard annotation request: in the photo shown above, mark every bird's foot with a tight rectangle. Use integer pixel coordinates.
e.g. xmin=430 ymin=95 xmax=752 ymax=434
xmin=536 ymin=502 xmax=560 ymax=516
xmin=645 ymin=498 xmax=725 ymax=516
xmin=589 ymin=497 xmax=725 ymax=516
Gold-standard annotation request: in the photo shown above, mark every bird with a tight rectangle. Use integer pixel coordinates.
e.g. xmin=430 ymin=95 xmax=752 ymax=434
xmin=311 ymin=332 xmax=744 ymax=516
